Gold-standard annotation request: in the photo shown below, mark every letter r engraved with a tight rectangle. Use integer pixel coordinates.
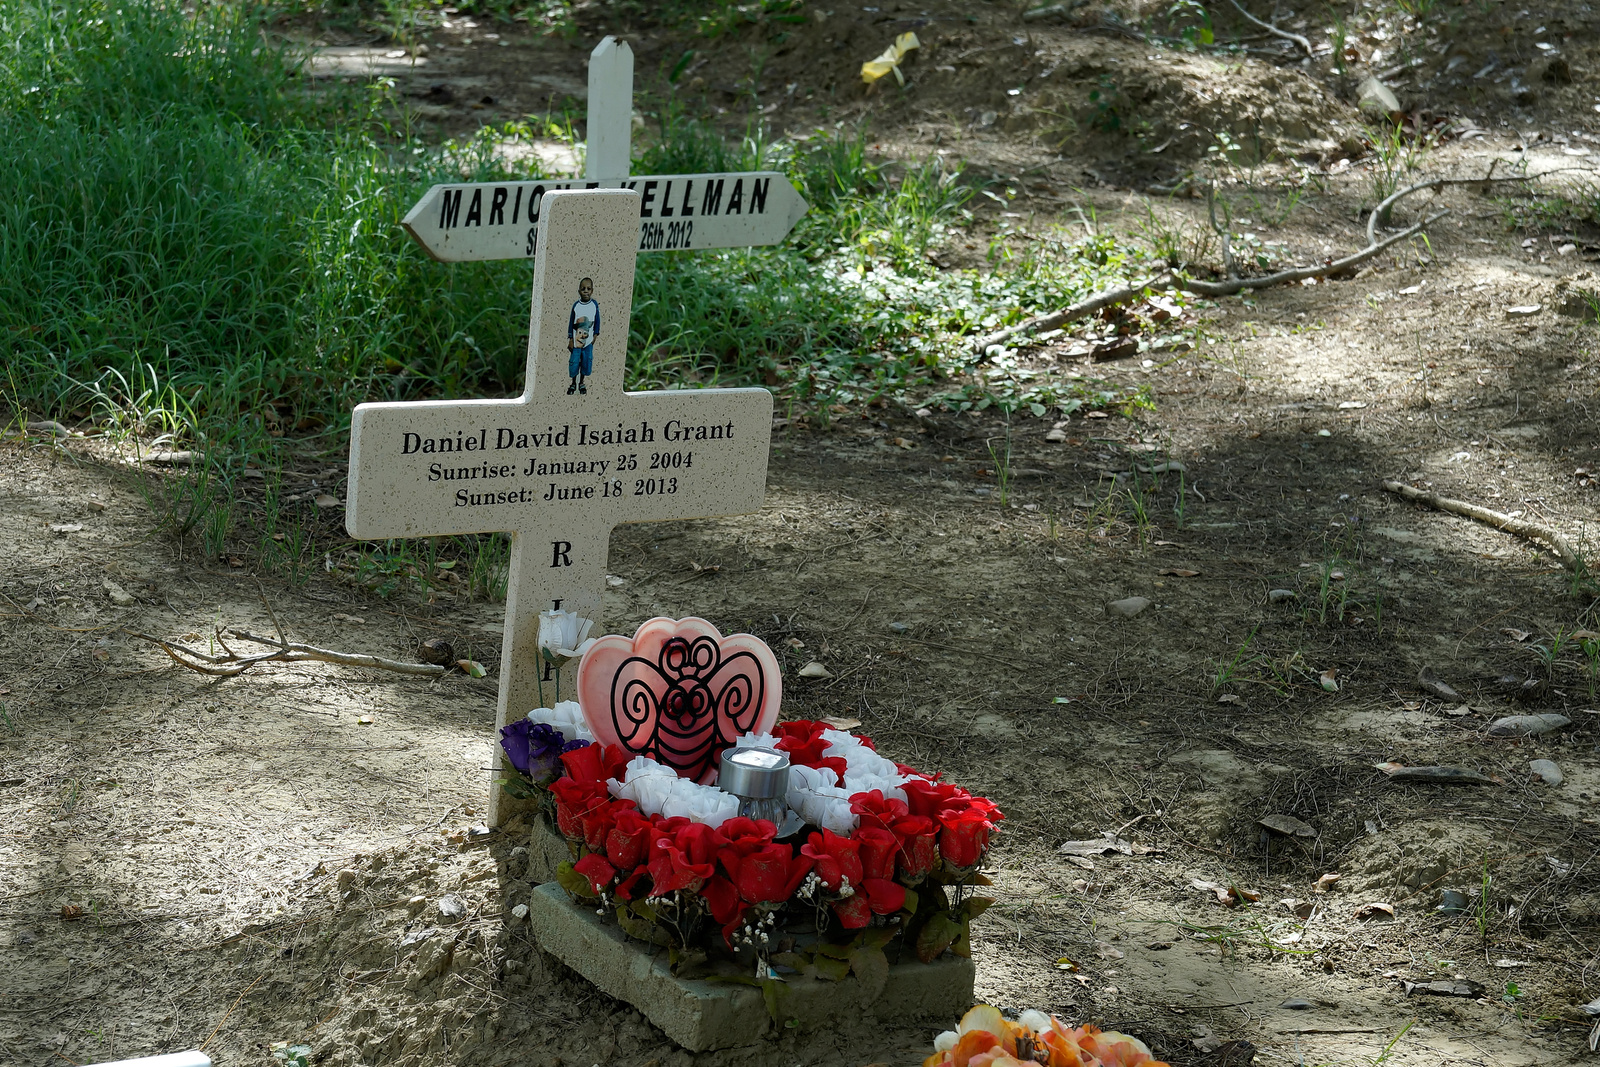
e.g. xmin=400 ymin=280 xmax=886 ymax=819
xmin=551 ymin=541 xmax=573 ymax=568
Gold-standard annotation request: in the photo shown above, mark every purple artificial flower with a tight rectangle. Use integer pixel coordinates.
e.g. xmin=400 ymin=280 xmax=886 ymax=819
xmin=526 ymin=723 xmax=569 ymax=780
xmin=499 ymin=719 xmax=535 ymax=776
xmin=561 ymin=738 xmax=591 ymax=754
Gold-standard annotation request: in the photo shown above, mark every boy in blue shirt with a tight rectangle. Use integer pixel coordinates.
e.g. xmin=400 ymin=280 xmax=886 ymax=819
xmin=567 ymin=277 xmax=599 ymax=395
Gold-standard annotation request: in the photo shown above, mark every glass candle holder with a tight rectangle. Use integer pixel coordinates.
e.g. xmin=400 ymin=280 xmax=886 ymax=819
xmin=719 ymin=746 xmax=791 ymax=826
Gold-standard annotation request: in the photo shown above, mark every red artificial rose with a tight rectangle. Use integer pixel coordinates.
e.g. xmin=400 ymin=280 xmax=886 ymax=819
xmin=800 ymin=829 xmax=864 ymax=891
xmin=700 ymin=874 xmax=744 ymax=927
xmin=849 ymin=790 xmax=910 ymax=834
xmin=773 ymin=720 xmax=828 ymax=764
xmin=560 ymin=742 xmax=607 ymax=782
xmin=719 ymin=816 xmax=778 ymax=850
xmin=729 ymin=842 xmax=814 ymax=906
xmin=549 ymin=777 xmax=609 ymax=840
xmin=573 ymin=852 xmax=616 ymax=895
xmin=601 ymin=743 xmax=631 ymax=781
xmin=648 ymin=836 xmax=716 ymax=895
xmin=673 ymin=820 xmax=727 ymax=869
xmin=892 ymin=815 xmax=940 ymax=884
xmin=855 ymin=826 xmax=899 ymax=881
xmin=581 ymin=798 xmax=628 ymax=854
xmin=831 ymin=892 xmax=872 ymax=929
xmin=938 ymin=808 xmax=993 ymax=868
xmin=902 ymin=777 xmax=967 ymax=819
xmin=614 ymin=867 xmax=649 ymax=901
xmin=605 ymin=806 xmax=654 ymax=870
xmin=861 ymin=877 xmax=907 ymax=914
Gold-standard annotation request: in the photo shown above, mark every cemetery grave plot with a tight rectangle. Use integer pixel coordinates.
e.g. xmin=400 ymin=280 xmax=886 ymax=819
xmin=4 ymin=2 xmax=1600 ymax=1066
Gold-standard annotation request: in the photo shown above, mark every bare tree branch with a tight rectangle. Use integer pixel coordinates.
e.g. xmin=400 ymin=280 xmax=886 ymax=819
xmin=1381 ymin=481 xmax=1588 ymax=573
xmin=1225 ymin=0 xmax=1314 ymax=57
xmin=970 ymin=273 xmax=1171 ymax=357
xmin=124 ymin=628 xmax=451 ymax=679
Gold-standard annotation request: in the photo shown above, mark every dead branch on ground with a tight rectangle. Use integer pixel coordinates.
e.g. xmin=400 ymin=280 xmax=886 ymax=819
xmin=968 ymin=168 xmax=1571 ymax=356
xmin=1225 ymin=0 xmax=1314 ymax=57
xmin=126 ymin=627 xmax=450 ymax=679
xmin=971 ymin=272 xmax=1171 ymax=357
xmin=1380 ymin=480 xmax=1588 ymax=574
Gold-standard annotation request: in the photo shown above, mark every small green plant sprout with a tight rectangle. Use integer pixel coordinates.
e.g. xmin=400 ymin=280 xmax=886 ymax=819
xmin=271 ymin=1043 xmax=312 ymax=1067
xmin=1579 ymin=632 xmax=1600 ymax=699
xmin=987 ymin=428 xmax=1014 ymax=507
xmin=1213 ymin=625 xmax=1260 ymax=691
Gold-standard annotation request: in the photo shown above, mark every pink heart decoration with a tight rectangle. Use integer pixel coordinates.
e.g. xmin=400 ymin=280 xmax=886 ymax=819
xmin=576 ymin=617 xmax=781 ymax=783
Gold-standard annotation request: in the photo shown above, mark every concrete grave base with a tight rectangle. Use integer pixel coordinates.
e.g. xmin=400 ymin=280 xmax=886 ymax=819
xmin=526 ymin=811 xmax=570 ymax=885
xmin=526 ymin=882 xmax=975 ymax=1052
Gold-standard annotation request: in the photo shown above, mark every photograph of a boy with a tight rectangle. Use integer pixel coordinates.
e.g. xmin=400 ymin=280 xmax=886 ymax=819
xmin=566 ymin=276 xmax=599 ymax=395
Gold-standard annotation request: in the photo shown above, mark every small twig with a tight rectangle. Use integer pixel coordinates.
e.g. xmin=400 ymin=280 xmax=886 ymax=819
xmin=199 ymin=974 xmax=263 ymax=1052
xmin=970 ymin=272 xmax=1170 ymax=357
xmin=1381 ymin=480 xmax=1587 ymax=573
xmin=1366 ymin=173 xmax=1539 ymax=243
xmin=123 ymin=628 xmax=449 ymax=678
xmin=1225 ymin=0 xmax=1313 ymax=57
xmin=228 ymin=629 xmax=450 ymax=676
xmin=1180 ymin=211 xmax=1448 ymax=297
xmin=256 ymin=583 xmax=290 ymax=651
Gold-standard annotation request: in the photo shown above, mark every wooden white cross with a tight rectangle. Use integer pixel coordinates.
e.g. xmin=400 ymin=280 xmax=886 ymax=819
xmin=345 ymin=189 xmax=773 ymax=824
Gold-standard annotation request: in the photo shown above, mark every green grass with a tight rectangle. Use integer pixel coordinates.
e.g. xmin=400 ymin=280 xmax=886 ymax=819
xmin=1 ymin=0 xmax=1169 ymax=592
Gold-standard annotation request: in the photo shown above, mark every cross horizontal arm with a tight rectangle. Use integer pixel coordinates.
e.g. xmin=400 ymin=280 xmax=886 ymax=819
xmin=400 ymin=173 xmax=807 ymax=262
xmin=346 ymin=388 xmax=772 ymax=540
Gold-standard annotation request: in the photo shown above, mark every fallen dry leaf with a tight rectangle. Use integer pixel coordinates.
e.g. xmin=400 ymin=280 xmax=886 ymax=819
xmin=456 ymin=659 xmax=487 ymax=679
xmin=60 ymin=905 xmax=84 ymax=920
xmin=798 ymin=661 xmax=833 ymax=679
xmin=1312 ymin=873 xmax=1341 ymax=893
xmin=1158 ymin=568 xmax=1201 ymax=577
xmin=1319 ymin=668 xmax=1339 ymax=692
xmin=1355 ymin=901 xmax=1395 ymax=920
xmin=1216 ymin=694 xmax=1244 ymax=705
xmin=1500 ymin=627 xmax=1532 ymax=642
xmin=821 ymin=715 xmax=862 ymax=730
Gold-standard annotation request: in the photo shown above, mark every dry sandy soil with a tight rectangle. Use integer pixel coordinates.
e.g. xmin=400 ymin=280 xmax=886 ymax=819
xmin=5 ymin=2 xmax=1600 ymax=1065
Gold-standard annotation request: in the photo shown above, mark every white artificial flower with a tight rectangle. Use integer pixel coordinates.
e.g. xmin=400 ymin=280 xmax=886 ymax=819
xmin=607 ymin=757 xmax=739 ymax=827
xmin=525 ymin=700 xmax=595 ymax=742
xmin=933 ymin=1032 xmax=958 ymax=1053
xmin=734 ymin=732 xmax=781 ymax=751
xmin=786 ymin=764 xmax=858 ymax=835
xmin=818 ymin=728 xmax=913 ymax=799
xmin=1019 ymin=1010 xmax=1052 ymax=1035
xmin=537 ymin=609 xmax=597 ymax=659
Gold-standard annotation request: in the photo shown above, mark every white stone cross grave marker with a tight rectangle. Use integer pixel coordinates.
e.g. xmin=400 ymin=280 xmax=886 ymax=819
xmin=399 ymin=37 xmax=808 ymax=261
xmin=346 ymin=189 xmax=773 ymax=824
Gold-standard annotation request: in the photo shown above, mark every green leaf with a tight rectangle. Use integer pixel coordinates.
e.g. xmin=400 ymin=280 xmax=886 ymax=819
xmin=951 ymin=916 xmax=972 ymax=958
xmin=915 ymin=914 xmax=962 ymax=963
xmin=668 ymin=946 xmax=709 ymax=977
xmin=900 ymin=888 xmax=919 ymax=915
xmin=815 ymin=941 xmax=854 ymax=960
xmin=857 ymin=927 xmax=898 ymax=951
xmin=615 ymin=901 xmax=674 ymax=947
xmin=850 ymin=945 xmax=890 ymax=1005
xmin=555 ymin=861 xmax=595 ymax=900
xmin=962 ymin=895 xmax=996 ymax=921
xmin=495 ymin=775 xmax=539 ymax=801
xmin=762 ymin=976 xmax=786 ymax=1024
xmin=812 ymin=954 xmax=851 ymax=981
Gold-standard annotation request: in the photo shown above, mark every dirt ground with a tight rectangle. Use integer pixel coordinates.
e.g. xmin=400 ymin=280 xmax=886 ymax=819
xmin=6 ymin=2 xmax=1600 ymax=1065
